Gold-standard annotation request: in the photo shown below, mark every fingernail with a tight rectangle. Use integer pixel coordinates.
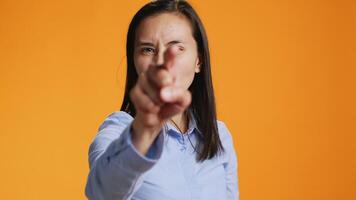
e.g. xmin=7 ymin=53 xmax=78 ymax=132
xmin=161 ymin=88 xmax=172 ymax=100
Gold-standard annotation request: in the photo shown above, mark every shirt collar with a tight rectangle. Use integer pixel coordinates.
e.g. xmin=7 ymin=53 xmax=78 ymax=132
xmin=164 ymin=109 xmax=202 ymax=136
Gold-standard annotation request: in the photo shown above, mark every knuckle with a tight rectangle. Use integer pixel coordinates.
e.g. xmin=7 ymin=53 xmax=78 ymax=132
xmin=138 ymin=73 xmax=145 ymax=85
xmin=146 ymin=101 xmax=159 ymax=113
xmin=129 ymin=87 xmax=137 ymax=101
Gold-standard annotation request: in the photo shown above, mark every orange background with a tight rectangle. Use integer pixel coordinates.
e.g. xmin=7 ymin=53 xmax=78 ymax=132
xmin=0 ymin=0 xmax=355 ymax=199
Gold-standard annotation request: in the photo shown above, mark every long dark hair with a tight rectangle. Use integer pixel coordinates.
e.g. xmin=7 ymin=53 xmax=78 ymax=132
xmin=120 ymin=0 xmax=224 ymax=162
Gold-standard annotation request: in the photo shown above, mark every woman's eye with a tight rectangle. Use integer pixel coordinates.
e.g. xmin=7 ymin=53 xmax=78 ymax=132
xmin=169 ymin=43 xmax=185 ymax=53
xmin=178 ymin=46 xmax=185 ymax=51
xmin=141 ymin=47 xmax=155 ymax=55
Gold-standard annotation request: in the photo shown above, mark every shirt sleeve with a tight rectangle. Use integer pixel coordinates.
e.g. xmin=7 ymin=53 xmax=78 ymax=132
xmin=219 ymin=121 xmax=240 ymax=200
xmin=85 ymin=111 xmax=165 ymax=200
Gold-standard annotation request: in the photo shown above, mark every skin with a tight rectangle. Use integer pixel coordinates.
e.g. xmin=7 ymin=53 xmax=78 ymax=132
xmin=130 ymin=12 xmax=201 ymax=155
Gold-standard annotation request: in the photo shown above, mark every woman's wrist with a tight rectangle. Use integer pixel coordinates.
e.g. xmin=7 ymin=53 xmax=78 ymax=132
xmin=131 ymin=119 xmax=162 ymax=156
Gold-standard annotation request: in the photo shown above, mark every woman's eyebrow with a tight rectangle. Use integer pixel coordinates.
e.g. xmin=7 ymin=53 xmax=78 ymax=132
xmin=136 ymin=41 xmax=154 ymax=47
xmin=136 ymin=40 xmax=184 ymax=47
xmin=166 ymin=40 xmax=183 ymax=45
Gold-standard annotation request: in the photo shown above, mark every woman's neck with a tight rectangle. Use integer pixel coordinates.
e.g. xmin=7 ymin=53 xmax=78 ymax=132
xmin=170 ymin=111 xmax=189 ymax=134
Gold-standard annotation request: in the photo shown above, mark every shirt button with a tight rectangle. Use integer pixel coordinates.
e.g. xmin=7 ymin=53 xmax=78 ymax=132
xmin=178 ymin=137 xmax=184 ymax=144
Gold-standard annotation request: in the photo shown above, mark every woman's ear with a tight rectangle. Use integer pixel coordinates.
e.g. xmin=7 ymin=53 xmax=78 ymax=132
xmin=195 ymin=56 xmax=202 ymax=73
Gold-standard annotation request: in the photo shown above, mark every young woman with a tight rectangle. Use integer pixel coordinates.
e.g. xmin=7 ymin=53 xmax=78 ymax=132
xmin=85 ymin=1 xmax=239 ymax=199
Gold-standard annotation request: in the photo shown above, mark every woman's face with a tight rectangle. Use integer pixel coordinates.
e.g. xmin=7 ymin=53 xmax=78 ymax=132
xmin=133 ymin=12 xmax=201 ymax=90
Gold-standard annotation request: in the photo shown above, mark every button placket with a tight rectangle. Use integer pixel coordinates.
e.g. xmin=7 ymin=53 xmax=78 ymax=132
xmin=179 ymin=134 xmax=188 ymax=152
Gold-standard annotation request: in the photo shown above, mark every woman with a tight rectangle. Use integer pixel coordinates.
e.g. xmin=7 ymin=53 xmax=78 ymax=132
xmin=85 ymin=0 xmax=239 ymax=199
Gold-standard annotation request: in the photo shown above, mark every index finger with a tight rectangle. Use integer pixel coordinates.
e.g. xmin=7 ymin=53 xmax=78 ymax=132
xmin=145 ymin=45 xmax=179 ymax=88
xmin=163 ymin=45 xmax=180 ymax=70
xmin=146 ymin=66 xmax=173 ymax=88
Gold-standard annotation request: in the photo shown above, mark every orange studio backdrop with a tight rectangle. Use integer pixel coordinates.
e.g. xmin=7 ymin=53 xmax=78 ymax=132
xmin=0 ymin=0 xmax=355 ymax=199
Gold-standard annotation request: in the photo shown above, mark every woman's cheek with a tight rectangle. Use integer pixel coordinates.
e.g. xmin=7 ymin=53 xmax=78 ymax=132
xmin=172 ymin=59 xmax=197 ymax=88
xmin=134 ymin=57 xmax=150 ymax=74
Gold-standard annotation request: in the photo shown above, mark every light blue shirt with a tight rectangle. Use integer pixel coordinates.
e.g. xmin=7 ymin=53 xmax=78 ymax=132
xmin=85 ymin=111 xmax=239 ymax=200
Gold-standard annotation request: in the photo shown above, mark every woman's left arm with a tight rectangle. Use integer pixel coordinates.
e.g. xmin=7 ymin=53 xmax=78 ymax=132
xmin=220 ymin=122 xmax=240 ymax=200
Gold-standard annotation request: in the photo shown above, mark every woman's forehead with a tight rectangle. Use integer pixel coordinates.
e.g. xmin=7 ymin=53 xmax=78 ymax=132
xmin=135 ymin=13 xmax=194 ymax=44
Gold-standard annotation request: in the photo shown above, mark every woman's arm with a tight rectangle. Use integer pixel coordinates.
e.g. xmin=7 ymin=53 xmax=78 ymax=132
xmin=85 ymin=46 xmax=191 ymax=200
xmin=85 ymin=112 xmax=165 ymax=200
xmin=225 ymin=140 xmax=239 ymax=200
xmin=219 ymin=122 xmax=240 ymax=200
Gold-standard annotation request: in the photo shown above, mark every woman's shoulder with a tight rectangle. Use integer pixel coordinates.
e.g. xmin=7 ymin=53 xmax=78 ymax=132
xmin=216 ymin=120 xmax=234 ymax=146
xmin=98 ymin=110 xmax=134 ymax=131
